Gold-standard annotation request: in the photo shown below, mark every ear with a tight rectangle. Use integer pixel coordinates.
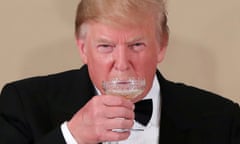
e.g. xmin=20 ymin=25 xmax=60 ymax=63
xmin=157 ymin=32 xmax=169 ymax=63
xmin=76 ymin=38 xmax=88 ymax=64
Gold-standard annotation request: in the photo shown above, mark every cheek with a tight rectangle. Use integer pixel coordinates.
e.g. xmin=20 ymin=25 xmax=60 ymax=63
xmin=143 ymin=49 xmax=159 ymax=65
xmin=134 ymin=58 xmax=157 ymax=95
xmin=86 ymin=53 xmax=114 ymax=87
xmin=87 ymin=52 xmax=113 ymax=68
xmin=87 ymin=52 xmax=112 ymax=75
xmin=143 ymin=59 xmax=158 ymax=74
xmin=133 ymin=54 xmax=158 ymax=76
xmin=87 ymin=62 xmax=110 ymax=92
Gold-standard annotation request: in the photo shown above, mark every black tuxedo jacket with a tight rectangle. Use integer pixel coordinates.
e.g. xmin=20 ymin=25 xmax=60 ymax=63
xmin=0 ymin=65 xmax=240 ymax=144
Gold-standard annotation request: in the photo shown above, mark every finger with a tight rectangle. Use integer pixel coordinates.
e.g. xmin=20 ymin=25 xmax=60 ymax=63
xmin=104 ymin=106 xmax=134 ymax=120
xmin=102 ymin=129 xmax=130 ymax=142
xmin=102 ymin=95 xmax=134 ymax=110
xmin=104 ymin=118 xmax=134 ymax=130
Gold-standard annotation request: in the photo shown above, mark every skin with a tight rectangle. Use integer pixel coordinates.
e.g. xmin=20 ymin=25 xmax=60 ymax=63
xmin=68 ymin=18 xmax=168 ymax=144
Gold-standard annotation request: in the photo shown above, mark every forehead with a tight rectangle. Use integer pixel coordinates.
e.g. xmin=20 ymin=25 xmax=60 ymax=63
xmin=85 ymin=20 xmax=157 ymax=42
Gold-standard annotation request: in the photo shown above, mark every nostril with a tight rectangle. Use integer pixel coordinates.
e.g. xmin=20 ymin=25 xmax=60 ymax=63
xmin=114 ymin=63 xmax=129 ymax=71
xmin=114 ymin=60 xmax=130 ymax=71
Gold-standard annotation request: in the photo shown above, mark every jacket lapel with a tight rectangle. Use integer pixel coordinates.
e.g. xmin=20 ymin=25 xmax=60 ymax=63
xmin=157 ymin=70 xmax=190 ymax=144
xmin=157 ymin=70 xmax=207 ymax=144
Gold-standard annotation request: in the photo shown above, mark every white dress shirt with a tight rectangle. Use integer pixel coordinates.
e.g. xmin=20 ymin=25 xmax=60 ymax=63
xmin=61 ymin=75 xmax=161 ymax=144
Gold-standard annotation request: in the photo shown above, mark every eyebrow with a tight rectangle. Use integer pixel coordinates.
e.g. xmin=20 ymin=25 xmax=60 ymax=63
xmin=127 ymin=37 xmax=145 ymax=44
xmin=96 ymin=36 xmax=145 ymax=44
xmin=96 ymin=38 xmax=114 ymax=44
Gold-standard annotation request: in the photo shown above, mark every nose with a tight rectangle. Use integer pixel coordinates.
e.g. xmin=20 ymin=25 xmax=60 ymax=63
xmin=114 ymin=46 xmax=130 ymax=72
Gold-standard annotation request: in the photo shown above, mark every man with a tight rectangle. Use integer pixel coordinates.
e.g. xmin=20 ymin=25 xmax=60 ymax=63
xmin=0 ymin=0 xmax=240 ymax=144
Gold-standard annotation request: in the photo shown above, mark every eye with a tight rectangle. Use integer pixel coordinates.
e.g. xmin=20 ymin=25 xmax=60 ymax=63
xmin=129 ymin=42 xmax=145 ymax=52
xmin=97 ymin=44 xmax=114 ymax=53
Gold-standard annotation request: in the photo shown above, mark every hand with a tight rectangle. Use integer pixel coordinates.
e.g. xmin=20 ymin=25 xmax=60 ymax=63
xmin=67 ymin=95 xmax=135 ymax=144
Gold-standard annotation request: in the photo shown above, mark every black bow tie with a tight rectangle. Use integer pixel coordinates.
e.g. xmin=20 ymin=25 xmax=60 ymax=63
xmin=134 ymin=99 xmax=153 ymax=126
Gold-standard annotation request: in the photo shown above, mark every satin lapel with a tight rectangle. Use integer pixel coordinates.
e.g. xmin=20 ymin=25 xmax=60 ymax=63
xmin=156 ymin=70 xmax=188 ymax=144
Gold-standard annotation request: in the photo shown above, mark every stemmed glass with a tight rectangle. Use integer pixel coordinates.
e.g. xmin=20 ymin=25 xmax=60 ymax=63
xmin=102 ymin=77 xmax=146 ymax=100
xmin=102 ymin=77 xmax=146 ymax=144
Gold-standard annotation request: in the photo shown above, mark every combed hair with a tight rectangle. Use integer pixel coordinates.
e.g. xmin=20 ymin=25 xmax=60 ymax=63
xmin=75 ymin=0 xmax=168 ymax=39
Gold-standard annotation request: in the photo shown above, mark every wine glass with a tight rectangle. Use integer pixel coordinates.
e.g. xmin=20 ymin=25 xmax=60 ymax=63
xmin=102 ymin=77 xmax=146 ymax=100
xmin=102 ymin=77 xmax=146 ymax=144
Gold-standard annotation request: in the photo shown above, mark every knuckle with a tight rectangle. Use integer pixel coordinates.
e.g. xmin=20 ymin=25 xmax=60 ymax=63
xmin=95 ymin=128 xmax=103 ymax=141
xmin=99 ymin=131 xmax=106 ymax=140
xmin=89 ymin=97 xmax=103 ymax=117
xmin=95 ymin=126 xmax=108 ymax=142
xmin=118 ymin=98 xmax=125 ymax=105
xmin=123 ymin=119 xmax=133 ymax=128
xmin=119 ymin=107 xmax=126 ymax=116
xmin=118 ymin=118 xmax=125 ymax=126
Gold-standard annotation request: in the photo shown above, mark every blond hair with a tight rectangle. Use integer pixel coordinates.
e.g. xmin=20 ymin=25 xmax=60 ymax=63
xmin=75 ymin=0 xmax=168 ymax=39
